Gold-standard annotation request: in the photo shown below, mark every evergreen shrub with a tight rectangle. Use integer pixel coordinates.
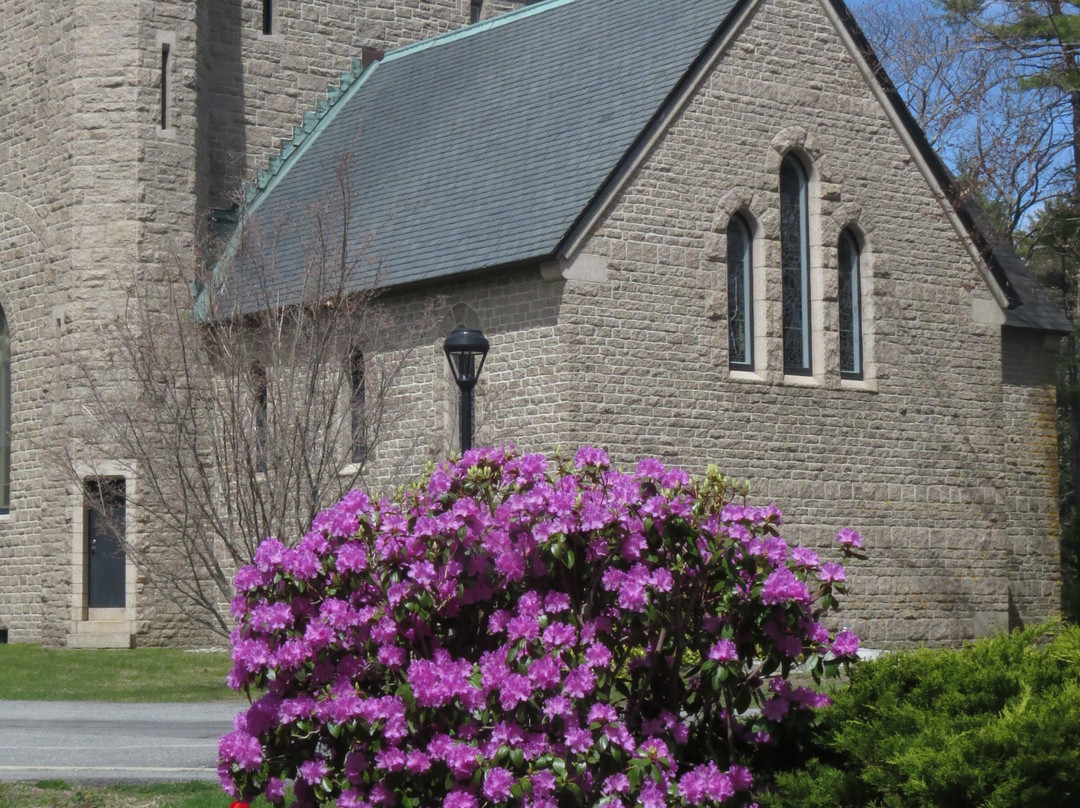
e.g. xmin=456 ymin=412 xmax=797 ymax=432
xmin=760 ymin=622 xmax=1080 ymax=808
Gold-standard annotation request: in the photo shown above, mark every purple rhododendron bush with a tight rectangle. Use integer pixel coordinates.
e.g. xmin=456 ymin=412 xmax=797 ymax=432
xmin=220 ymin=446 xmax=865 ymax=808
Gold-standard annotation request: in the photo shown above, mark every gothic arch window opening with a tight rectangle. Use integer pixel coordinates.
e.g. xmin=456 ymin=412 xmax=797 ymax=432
xmin=727 ymin=214 xmax=754 ymax=371
xmin=253 ymin=363 xmax=268 ymax=474
xmin=349 ymin=348 xmax=367 ymax=465
xmin=838 ymin=228 xmax=864 ymax=380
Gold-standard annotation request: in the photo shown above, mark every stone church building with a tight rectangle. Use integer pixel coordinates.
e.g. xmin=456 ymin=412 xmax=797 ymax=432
xmin=0 ymin=0 xmax=1070 ymax=649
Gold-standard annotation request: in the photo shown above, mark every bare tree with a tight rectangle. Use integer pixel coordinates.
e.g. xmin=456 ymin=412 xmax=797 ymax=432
xmin=70 ymin=160 xmax=438 ymax=638
xmin=851 ymin=0 xmax=1073 ymax=238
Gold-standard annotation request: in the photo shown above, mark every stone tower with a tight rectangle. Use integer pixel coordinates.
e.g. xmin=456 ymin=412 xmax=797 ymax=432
xmin=0 ymin=0 xmax=526 ymax=647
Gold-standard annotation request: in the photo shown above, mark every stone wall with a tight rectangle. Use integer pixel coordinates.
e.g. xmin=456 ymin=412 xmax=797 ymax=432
xmin=0 ymin=0 xmax=1061 ymax=649
xmin=1001 ymin=327 xmax=1062 ymax=628
xmin=0 ymin=0 xmax=77 ymax=645
xmin=356 ymin=0 xmax=1063 ymax=648
xmin=0 ymin=0 xmax=530 ymax=647
xmin=550 ymin=0 xmax=1041 ymax=647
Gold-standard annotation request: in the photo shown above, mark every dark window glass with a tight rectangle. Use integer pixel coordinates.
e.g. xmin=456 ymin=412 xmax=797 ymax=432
xmin=85 ymin=479 xmax=125 ymax=609
xmin=263 ymin=1 xmax=274 ymax=35
xmin=253 ymin=364 xmax=268 ymax=474
xmin=780 ymin=154 xmax=811 ymax=374
xmin=350 ymin=350 xmax=367 ymax=464
xmin=160 ymin=43 xmax=170 ymax=130
xmin=471 ymin=1 xmax=483 ymax=23
xmin=838 ymin=229 xmax=863 ymax=379
xmin=727 ymin=215 xmax=753 ymax=369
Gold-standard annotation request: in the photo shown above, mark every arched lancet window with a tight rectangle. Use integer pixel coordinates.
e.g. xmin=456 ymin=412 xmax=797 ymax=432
xmin=0 ymin=307 xmax=9 ymax=514
xmin=727 ymin=214 xmax=753 ymax=370
xmin=252 ymin=363 xmax=268 ymax=474
xmin=838 ymin=229 xmax=863 ymax=380
xmin=349 ymin=349 xmax=367 ymax=464
xmin=780 ymin=154 xmax=811 ymax=375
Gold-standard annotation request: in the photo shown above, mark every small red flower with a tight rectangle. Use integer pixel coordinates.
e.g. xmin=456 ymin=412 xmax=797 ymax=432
xmin=229 ymin=802 xmax=250 ymax=808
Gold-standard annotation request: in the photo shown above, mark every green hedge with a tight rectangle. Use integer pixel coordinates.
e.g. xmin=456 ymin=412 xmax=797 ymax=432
xmin=760 ymin=622 xmax=1080 ymax=808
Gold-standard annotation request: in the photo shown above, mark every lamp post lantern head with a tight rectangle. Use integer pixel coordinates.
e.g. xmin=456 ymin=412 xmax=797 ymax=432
xmin=443 ymin=327 xmax=489 ymax=393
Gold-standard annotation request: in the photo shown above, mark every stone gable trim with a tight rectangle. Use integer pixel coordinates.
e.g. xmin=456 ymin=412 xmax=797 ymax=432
xmin=816 ymin=0 xmax=1013 ymax=314
xmin=557 ymin=0 xmax=760 ymax=261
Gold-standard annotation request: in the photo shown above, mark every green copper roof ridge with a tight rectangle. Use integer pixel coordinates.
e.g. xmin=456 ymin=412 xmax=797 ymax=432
xmin=244 ymin=58 xmax=380 ymax=216
xmin=241 ymin=0 xmax=576 ymax=212
xmin=243 ymin=58 xmax=374 ymax=210
xmin=384 ymin=0 xmax=579 ymax=62
xmin=196 ymin=59 xmax=383 ymax=320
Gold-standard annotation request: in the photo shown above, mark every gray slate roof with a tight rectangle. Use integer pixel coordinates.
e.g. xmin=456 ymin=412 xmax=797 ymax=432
xmin=224 ymin=0 xmax=739 ymax=314
xmin=995 ymin=243 xmax=1072 ymax=332
xmin=220 ymin=0 xmax=1070 ymax=335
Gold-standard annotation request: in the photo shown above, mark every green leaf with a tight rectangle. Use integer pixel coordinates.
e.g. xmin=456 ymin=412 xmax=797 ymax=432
xmin=552 ymin=757 xmax=566 ymax=780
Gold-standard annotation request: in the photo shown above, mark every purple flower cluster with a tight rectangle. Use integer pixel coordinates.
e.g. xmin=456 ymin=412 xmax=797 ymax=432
xmin=220 ymin=447 xmax=862 ymax=808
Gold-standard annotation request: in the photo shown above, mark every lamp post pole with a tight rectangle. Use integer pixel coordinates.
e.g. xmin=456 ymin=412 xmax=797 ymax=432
xmin=443 ymin=327 xmax=489 ymax=454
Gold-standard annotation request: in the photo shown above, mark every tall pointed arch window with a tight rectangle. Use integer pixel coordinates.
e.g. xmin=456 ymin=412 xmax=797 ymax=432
xmin=349 ymin=349 xmax=367 ymax=465
xmin=727 ymin=214 xmax=753 ymax=370
xmin=838 ymin=229 xmax=863 ymax=380
xmin=252 ymin=363 xmax=268 ymax=474
xmin=0 ymin=307 xmax=9 ymax=513
xmin=780 ymin=154 xmax=811 ymax=375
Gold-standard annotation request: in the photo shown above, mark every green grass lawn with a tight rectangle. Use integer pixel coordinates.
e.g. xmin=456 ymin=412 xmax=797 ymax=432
xmin=0 ymin=645 xmax=239 ymax=702
xmin=0 ymin=781 xmax=277 ymax=808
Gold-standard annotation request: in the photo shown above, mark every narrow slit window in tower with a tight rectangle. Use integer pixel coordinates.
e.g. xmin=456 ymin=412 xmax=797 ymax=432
xmin=159 ymin=43 xmax=170 ymax=130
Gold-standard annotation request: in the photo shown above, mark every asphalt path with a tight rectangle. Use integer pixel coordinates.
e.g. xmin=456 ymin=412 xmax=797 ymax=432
xmin=0 ymin=700 xmax=243 ymax=783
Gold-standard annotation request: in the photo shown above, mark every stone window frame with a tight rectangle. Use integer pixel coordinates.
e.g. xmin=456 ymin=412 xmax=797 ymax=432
xmin=705 ymin=189 xmax=768 ymax=383
xmin=767 ymin=127 xmax=829 ymax=387
xmin=337 ymin=346 xmax=369 ymax=476
xmin=825 ymin=205 xmax=877 ymax=391
xmin=727 ymin=213 xmax=755 ymax=371
xmin=252 ymin=362 xmax=269 ymax=475
xmin=779 ymin=152 xmax=815 ymax=379
xmin=262 ymin=0 xmax=275 ymax=36
xmin=838 ymin=228 xmax=863 ymax=380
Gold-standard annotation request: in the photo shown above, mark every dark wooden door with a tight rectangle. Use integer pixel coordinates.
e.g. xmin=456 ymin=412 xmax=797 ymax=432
xmin=87 ymin=481 xmax=126 ymax=609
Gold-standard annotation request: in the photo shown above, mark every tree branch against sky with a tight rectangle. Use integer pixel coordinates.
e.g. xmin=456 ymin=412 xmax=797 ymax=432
xmin=849 ymin=0 xmax=1077 ymax=237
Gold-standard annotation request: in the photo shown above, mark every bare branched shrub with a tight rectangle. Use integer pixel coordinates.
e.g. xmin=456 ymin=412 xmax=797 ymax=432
xmin=71 ymin=160 xmax=438 ymax=638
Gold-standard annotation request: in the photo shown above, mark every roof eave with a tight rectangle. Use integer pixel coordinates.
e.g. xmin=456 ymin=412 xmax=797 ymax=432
xmin=554 ymin=0 xmax=759 ymax=262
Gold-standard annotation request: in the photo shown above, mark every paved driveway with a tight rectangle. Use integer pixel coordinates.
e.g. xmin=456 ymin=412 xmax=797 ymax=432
xmin=0 ymin=700 xmax=242 ymax=782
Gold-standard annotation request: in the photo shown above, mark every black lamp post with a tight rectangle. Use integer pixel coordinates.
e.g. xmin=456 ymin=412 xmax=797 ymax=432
xmin=443 ymin=327 xmax=489 ymax=453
